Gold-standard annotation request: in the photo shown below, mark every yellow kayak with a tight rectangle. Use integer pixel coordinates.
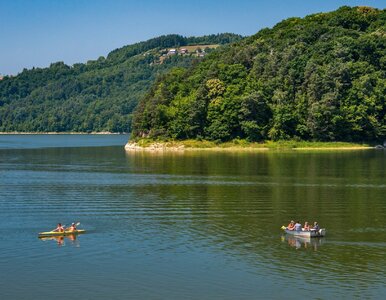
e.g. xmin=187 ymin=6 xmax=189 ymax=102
xmin=38 ymin=229 xmax=86 ymax=237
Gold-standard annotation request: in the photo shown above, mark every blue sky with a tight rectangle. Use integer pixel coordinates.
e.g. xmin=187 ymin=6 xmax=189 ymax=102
xmin=0 ymin=0 xmax=384 ymax=75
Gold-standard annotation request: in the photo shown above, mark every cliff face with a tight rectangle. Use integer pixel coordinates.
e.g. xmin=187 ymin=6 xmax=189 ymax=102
xmin=132 ymin=7 xmax=386 ymax=143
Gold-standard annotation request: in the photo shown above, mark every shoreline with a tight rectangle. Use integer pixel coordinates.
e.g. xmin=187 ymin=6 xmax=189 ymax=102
xmin=124 ymin=140 xmax=375 ymax=152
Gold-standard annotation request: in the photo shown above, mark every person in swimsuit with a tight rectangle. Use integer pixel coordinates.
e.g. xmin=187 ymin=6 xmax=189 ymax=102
xmin=67 ymin=223 xmax=77 ymax=232
xmin=54 ymin=223 xmax=65 ymax=232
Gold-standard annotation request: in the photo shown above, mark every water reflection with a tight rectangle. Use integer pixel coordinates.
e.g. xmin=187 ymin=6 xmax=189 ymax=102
xmin=39 ymin=234 xmax=80 ymax=247
xmin=282 ymin=235 xmax=324 ymax=251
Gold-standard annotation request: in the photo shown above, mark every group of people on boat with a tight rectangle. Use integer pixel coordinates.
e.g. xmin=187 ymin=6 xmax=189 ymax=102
xmin=53 ymin=222 xmax=77 ymax=232
xmin=286 ymin=220 xmax=319 ymax=231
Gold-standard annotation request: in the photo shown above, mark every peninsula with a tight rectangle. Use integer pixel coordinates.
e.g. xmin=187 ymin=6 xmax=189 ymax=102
xmin=130 ymin=7 xmax=385 ymax=150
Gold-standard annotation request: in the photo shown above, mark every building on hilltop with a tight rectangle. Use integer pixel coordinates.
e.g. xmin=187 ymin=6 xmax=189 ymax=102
xmin=179 ymin=48 xmax=188 ymax=55
xmin=167 ymin=49 xmax=177 ymax=55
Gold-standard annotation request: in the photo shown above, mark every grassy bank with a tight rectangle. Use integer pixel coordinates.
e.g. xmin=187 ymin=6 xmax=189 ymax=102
xmin=127 ymin=139 xmax=372 ymax=151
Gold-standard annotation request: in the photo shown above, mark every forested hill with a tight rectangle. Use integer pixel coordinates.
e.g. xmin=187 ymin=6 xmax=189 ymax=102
xmin=0 ymin=33 xmax=242 ymax=132
xmin=132 ymin=6 xmax=386 ymax=143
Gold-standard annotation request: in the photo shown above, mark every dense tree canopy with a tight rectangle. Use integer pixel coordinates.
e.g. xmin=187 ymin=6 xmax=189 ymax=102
xmin=132 ymin=6 xmax=386 ymax=143
xmin=0 ymin=33 xmax=242 ymax=132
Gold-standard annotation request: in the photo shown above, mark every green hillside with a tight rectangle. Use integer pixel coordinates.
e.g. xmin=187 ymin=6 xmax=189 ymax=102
xmin=132 ymin=7 xmax=386 ymax=143
xmin=0 ymin=33 xmax=242 ymax=132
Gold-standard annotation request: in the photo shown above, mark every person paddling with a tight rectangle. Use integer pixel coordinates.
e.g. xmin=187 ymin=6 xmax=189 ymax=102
xmin=54 ymin=223 xmax=65 ymax=232
xmin=67 ymin=222 xmax=77 ymax=232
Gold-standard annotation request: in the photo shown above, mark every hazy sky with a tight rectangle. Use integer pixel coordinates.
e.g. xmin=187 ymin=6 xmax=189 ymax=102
xmin=0 ymin=0 xmax=384 ymax=75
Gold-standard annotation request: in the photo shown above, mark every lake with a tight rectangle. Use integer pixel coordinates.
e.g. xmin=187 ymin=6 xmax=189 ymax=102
xmin=0 ymin=134 xmax=385 ymax=299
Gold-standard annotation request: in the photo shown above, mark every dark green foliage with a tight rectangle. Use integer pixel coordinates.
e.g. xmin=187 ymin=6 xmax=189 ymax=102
xmin=0 ymin=33 xmax=242 ymax=132
xmin=132 ymin=7 xmax=386 ymax=143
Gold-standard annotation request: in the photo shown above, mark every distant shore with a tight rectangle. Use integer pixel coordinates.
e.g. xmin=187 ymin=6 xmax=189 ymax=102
xmin=125 ymin=139 xmax=374 ymax=152
xmin=0 ymin=132 xmax=126 ymax=135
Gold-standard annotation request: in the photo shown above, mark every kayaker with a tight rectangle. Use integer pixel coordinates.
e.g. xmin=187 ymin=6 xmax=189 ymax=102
xmin=287 ymin=220 xmax=295 ymax=230
xmin=294 ymin=221 xmax=302 ymax=231
xmin=303 ymin=221 xmax=310 ymax=231
xmin=54 ymin=223 xmax=65 ymax=232
xmin=67 ymin=222 xmax=77 ymax=232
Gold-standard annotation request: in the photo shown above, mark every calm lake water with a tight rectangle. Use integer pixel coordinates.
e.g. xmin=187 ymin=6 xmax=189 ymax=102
xmin=0 ymin=135 xmax=385 ymax=299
